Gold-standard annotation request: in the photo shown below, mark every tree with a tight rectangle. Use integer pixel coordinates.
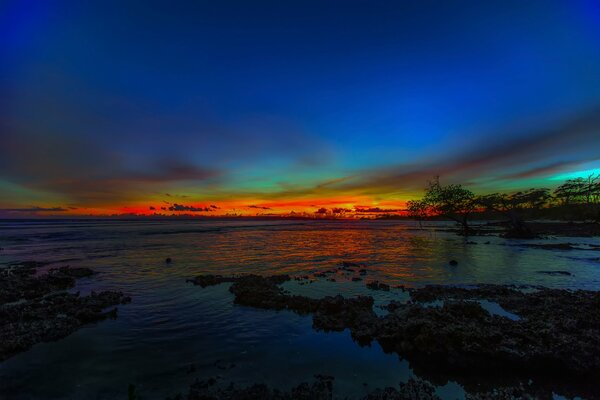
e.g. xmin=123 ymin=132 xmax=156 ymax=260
xmin=406 ymin=199 xmax=428 ymax=228
xmin=478 ymin=188 xmax=550 ymax=238
xmin=553 ymin=174 xmax=600 ymax=221
xmin=410 ymin=177 xmax=477 ymax=234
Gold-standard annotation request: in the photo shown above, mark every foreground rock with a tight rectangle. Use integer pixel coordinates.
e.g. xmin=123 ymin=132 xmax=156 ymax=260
xmin=169 ymin=376 xmax=440 ymax=400
xmin=0 ymin=262 xmax=130 ymax=361
xmin=189 ymin=274 xmax=600 ymax=398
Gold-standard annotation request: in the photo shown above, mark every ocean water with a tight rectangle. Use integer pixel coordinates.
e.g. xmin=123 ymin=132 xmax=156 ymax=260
xmin=0 ymin=219 xmax=599 ymax=399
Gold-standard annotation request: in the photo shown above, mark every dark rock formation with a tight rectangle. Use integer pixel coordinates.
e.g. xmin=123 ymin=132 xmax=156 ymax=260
xmin=366 ymin=281 xmax=390 ymax=291
xmin=168 ymin=376 xmax=440 ymax=400
xmin=536 ymin=270 xmax=572 ymax=276
xmin=189 ymin=274 xmax=600 ymax=398
xmin=0 ymin=262 xmax=130 ymax=361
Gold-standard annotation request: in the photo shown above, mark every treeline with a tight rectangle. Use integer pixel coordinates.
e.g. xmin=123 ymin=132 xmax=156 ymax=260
xmin=407 ymin=174 xmax=600 ymax=237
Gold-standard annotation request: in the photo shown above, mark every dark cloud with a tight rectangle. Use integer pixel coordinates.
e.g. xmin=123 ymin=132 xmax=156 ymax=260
xmin=149 ymin=206 xmax=156 ymax=210
xmin=315 ymin=207 xmax=328 ymax=214
xmin=168 ymin=203 xmax=213 ymax=212
xmin=247 ymin=205 xmax=271 ymax=210
xmin=0 ymin=206 xmax=68 ymax=213
xmin=497 ymin=161 xmax=582 ymax=181
xmin=332 ymin=207 xmax=352 ymax=213
xmin=0 ymin=128 xmax=219 ymax=205
xmin=210 ymin=205 xmax=219 ymax=209
xmin=354 ymin=207 xmax=401 ymax=213
xmin=335 ymin=108 xmax=600 ymax=193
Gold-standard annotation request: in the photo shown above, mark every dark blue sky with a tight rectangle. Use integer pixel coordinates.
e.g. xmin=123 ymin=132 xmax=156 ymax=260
xmin=2 ymin=0 xmax=600 ymax=214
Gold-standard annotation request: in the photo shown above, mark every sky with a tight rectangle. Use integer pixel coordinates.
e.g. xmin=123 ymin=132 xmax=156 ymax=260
xmin=2 ymin=0 xmax=600 ymax=217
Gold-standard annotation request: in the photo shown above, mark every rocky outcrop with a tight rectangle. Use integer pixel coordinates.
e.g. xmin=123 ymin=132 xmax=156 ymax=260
xmin=189 ymin=274 xmax=600 ymax=398
xmin=0 ymin=261 xmax=130 ymax=361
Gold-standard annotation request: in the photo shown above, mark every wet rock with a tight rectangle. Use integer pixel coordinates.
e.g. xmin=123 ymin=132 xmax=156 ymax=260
xmin=0 ymin=262 xmax=129 ymax=361
xmin=521 ymin=243 xmax=578 ymax=250
xmin=449 ymin=260 xmax=458 ymax=266
xmin=0 ymin=264 xmax=95 ymax=304
xmin=0 ymin=290 xmax=130 ymax=360
xmin=536 ymin=270 xmax=572 ymax=276
xmin=171 ymin=374 xmax=334 ymax=400
xmin=166 ymin=257 xmax=172 ymax=263
xmin=186 ymin=275 xmax=237 ymax=288
xmin=342 ymin=261 xmax=362 ymax=269
xmin=364 ymin=378 xmax=441 ymax=400
xmin=465 ymin=387 xmax=536 ymax=400
xmin=366 ymin=281 xmax=390 ymax=291
xmin=189 ymin=274 xmax=600 ymax=397
xmin=171 ymin=376 xmax=444 ymax=400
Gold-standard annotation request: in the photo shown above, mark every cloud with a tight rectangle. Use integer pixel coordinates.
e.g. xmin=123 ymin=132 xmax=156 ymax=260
xmin=331 ymin=107 xmax=600 ymax=194
xmin=332 ymin=207 xmax=352 ymax=213
xmin=168 ymin=203 xmax=213 ymax=212
xmin=0 ymin=206 xmax=68 ymax=213
xmin=354 ymin=207 xmax=401 ymax=213
xmin=247 ymin=205 xmax=271 ymax=210
xmin=0 ymin=128 xmax=219 ymax=204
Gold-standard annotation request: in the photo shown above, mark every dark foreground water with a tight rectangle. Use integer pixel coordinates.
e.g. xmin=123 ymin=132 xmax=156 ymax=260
xmin=0 ymin=219 xmax=599 ymax=399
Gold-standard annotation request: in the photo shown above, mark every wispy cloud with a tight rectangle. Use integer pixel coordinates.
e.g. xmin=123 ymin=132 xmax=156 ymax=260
xmin=0 ymin=206 xmax=68 ymax=213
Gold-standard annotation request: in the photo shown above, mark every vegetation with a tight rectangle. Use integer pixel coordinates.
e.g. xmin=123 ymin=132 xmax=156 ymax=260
xmin=407 ymin=174 xmax=600 ymax=236
xmin=406 ymin=177 xmax=477 ymax=234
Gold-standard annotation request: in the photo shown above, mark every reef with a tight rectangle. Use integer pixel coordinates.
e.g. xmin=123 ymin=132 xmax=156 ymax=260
xmin=189 ymin=273 xmax=600 ymax=398
xmin=0 ymin=261 xmax=131 ymax=361
xmin=168 ymin=376 xmax=441 ymax=400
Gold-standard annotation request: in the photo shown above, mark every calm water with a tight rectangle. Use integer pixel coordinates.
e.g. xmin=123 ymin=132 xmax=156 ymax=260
xmin=1 ymin=219 xmax=599 ymax=399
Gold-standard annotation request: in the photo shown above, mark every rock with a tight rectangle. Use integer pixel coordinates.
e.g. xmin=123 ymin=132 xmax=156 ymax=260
xmin=536 ymin=270 xmax=572 ymax=276
xmin=171 ymin=376 xmax=443 ymax=400
xmin=352 ymin=277 xmax=362 ymax=282
xmin=366 ymin=281 xmax=390 ymax=291
xmin=521 ymin=243 xmax=578 ymax=251
xmin=166 ymin=257 xmax=173 ymax=263
xmin=189 ymin=274 xmax=600 ymax=397
xmin=342 ymin=261 xmax=362 ymax=269
xmin=186 ymin=275 xmax=237 ymax=288
xmin=0 ymin=262 xmax=129 ymax=361
xmin=449 ymin=260 xmax=458 ymax=266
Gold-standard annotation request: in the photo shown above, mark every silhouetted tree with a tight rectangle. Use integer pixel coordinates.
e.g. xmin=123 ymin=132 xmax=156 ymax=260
xmin=553 ymin=174 xmax=600 ymax=221
xmin=478 ymin=188 xmax=550 ymax=237
xmin=406 ymin=199 xmax=428 ymax=228
xmin=411 ymin=177 xmax=476 ymax=234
